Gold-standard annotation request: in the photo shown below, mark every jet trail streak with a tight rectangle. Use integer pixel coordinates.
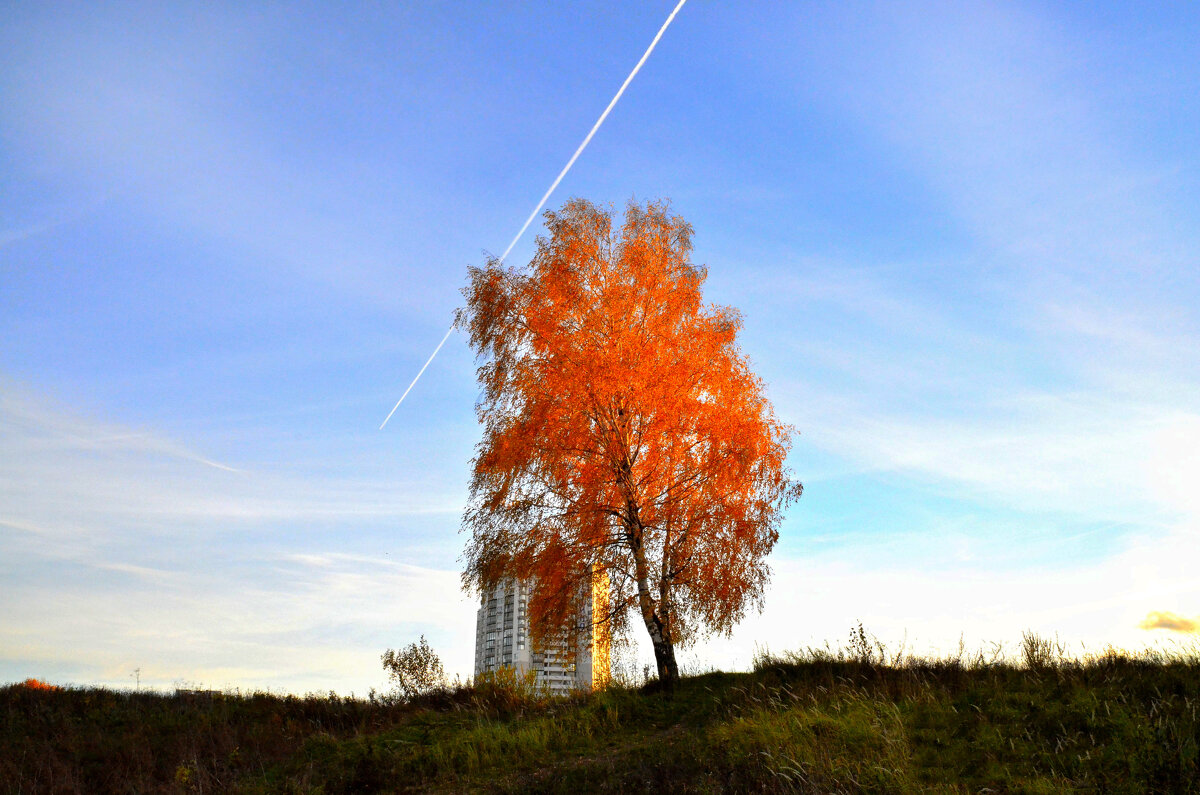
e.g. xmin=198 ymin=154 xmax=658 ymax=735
xmin=381 ymin=0 xmax=689 ymax=429
xmin=498 ymin=0 xmax=689 ymax=264
xmin=380 ymin=323 xmax=456 ymax=429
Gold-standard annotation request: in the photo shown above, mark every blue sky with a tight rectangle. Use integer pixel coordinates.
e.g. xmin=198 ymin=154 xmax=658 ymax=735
xmin=3 ymin=1 xmax=1199 ymax=693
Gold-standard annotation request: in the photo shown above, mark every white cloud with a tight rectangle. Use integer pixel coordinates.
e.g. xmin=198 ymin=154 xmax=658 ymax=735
xmin=672 ymin=401 xmax=1200 ymax=672
xmin=1 ymin=552 xmax=476 ymax=693
xmin=5 ymin=379 xmax=1198 ymax=690
xmin=678 ymin=516 xmax=1200 ymax=673
xmin=1139 ymin=611 xmax=1199 ymax=634
xmin=0 ymin=381 xmax=475 ymax=691
xmin=797 ymin=390 xmax=1174 ymax=517
xmin=0 ymin=383 xmax=463 ymax=547
xmin=4 ymin=1 xmax=1199 ymax=691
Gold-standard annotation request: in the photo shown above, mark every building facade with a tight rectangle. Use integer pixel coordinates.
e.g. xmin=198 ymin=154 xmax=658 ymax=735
xmin=473 ymin=574 xmax=609 ymax=695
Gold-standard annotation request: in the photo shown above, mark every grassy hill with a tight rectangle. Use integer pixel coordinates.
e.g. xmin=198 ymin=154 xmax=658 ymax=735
xmin=4 ymin=637 xmax=1199 ymax=793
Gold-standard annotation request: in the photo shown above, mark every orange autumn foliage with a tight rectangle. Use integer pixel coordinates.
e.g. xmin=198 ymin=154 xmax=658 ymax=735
xmin=21 ymin=678 xmax=60 ymax=692
xmin=459 ymin=199 xmax=801 ymax=687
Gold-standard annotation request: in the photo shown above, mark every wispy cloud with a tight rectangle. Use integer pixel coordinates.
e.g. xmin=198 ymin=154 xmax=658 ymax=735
xmin=0 ymin=380 xmax=475 ymax=690
xmin=808 ymin=4 xmax=1193 ymax=278
xmin=1 ymin=551 xmax=476 ymax=693
xmin=0 ymin=382 xmax=464 ymax=548
xmin=786 ymin=388 xmax=1192 ymax=521
xmin=658 ymin=2 xmax=1200 ymax=675
xmin=0 ymin=6 xmax=441 ymax=315
xmin=719 ymin=2 xmax=1200 ymax=529
xmin=3 ymin=390 xmax=243 ymax=472
xmin=1 ymin=219 xmax=66 ymax=250
xmin=3 ymin=1 xmax=1199 ymax=690
xmin=670 ymin=515 xmax=1200 ymax=673
xmin=1139 ymin=612 xmax=1199 ymax=634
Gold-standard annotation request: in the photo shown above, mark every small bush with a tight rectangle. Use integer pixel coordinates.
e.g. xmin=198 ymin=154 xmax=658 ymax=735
xmin=1021 ymin=630 xmax=1063 ymax=671
xmin=381 ymin=635 xmax=446 ymax=701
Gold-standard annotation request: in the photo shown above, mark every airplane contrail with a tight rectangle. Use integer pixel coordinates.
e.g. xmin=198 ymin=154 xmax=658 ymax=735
xmin=381 ymin=0 xmax=689 ymax=429
xmin=498 ymin=0 xmax=690 ymax=264
xmin=379 ymin=322 xmax=456 ymax=430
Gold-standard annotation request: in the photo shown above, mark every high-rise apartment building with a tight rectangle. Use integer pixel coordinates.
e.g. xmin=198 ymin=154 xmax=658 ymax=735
xmin=473 ymin=574 xmax=609 ymax=695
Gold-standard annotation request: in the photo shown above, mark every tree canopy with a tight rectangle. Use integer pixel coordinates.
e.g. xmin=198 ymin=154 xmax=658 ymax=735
xmin=459 ymin=198 xmax=801 ymax=688
xmin=381 ymin=635 xmax=446 ymax=701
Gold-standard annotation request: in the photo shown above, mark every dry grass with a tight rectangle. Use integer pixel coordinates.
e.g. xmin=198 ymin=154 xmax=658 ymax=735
xmin=4 ymin=631 xmax=1199 ymax=793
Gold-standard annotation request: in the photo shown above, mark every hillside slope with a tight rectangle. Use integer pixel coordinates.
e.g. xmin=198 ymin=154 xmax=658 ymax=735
xmin=4 ymin=646 xmax=1198 ymax=793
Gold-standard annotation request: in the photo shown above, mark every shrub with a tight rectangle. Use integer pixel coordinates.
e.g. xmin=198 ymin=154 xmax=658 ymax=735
xmin=382 ymin=635 xmax=446 ymax=701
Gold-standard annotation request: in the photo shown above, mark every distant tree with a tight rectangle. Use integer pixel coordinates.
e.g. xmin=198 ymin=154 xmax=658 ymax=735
xmin=381 ymin=635 xmax=446 ymax=700
xmin=20 ymin=678 xmax=60 ymax=692
xmin=458 ymin=198 xmax=802 ymax=691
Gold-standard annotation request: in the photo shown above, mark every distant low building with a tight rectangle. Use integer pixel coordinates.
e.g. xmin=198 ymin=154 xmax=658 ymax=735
xmin=473 ymin=573 xmax=609 ymax=695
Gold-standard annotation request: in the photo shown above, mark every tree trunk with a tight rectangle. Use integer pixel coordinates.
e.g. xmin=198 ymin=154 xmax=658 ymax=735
xmin=651 ymin=634 xmax=678 ymax=691
xmin=626 ymin=517 xmax=679 ymax=692
xmin=620 ymin=462 xmax=680 ymax=692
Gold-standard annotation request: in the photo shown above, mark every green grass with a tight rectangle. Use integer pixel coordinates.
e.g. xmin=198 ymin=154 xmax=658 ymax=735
xmin=5 ymin=636 xmax=1200 ymax=793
